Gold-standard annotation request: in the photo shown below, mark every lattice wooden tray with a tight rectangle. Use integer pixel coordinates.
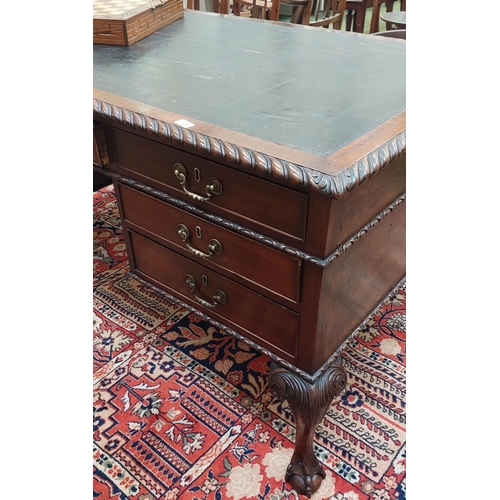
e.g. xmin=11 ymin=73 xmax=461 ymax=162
xmin=93 ymin=0 xmax=184 ymax=46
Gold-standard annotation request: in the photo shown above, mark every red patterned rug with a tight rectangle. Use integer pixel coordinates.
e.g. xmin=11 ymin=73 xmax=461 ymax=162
xmin=93 ymin=185 xmax=406 ymax=500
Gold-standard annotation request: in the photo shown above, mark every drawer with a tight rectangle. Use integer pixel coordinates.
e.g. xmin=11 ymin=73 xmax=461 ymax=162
xmin=110 ymin=127 xmax=308 ymax=243
xmin=117 ymin=183 xmax=302 ymax=303
xmin=128 ymin=230 xmax=300 ymax=359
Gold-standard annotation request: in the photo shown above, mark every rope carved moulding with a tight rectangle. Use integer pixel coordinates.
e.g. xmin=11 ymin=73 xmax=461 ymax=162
xmin=93 ymin=98 xmax=406 ymax=199
xmin=94 ymin=165 xmax=405 ymax=268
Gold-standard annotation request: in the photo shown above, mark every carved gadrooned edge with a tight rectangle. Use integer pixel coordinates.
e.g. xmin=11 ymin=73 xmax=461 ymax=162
xmin=126 ymin=271 xmax=406 ymax=384
xmin=94 ymin=166 xmax=405 ymax=268
xmin=93 ymin=98 xmax=406 ymax=199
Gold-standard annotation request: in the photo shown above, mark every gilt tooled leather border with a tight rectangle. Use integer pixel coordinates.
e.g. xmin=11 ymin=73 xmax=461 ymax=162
xmin=93 ymin=98 xmax=406 ymax=199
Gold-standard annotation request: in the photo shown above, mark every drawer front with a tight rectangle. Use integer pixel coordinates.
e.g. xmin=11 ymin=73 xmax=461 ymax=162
xmin=118 ymin=183 xmax=302 ymax=303
xmin=111 ymin=127 xmax=308 ymax=242
xmin=128 ymin=230 xmax=299 ymax=359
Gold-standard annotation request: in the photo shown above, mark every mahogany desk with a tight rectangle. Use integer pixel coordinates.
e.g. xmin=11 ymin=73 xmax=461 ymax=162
xmin=93 ymin=11 xmax=406 ymax=496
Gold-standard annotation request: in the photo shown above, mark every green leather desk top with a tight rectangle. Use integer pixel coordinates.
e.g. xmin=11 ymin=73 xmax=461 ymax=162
xmin=93 ymin=11 xmax=405 ymax=159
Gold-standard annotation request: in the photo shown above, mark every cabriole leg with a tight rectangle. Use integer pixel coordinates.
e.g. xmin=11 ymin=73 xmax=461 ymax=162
xmin=269 ymin=359 xmax=347 ymax=497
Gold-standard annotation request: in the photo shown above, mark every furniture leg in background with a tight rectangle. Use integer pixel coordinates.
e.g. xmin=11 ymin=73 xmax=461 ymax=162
xmin=186 ymin=0 xmax=230 ymax=13
xmin=344 ymin=0 xmax=366 ymax=32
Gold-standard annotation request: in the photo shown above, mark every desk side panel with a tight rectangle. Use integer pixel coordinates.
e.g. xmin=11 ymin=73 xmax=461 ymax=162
xmin=305 ymin=154 xmax=406 ymax=259
xmin=335 ymin=154 xmax=406 ymax=251
xmin=298 ymin=200 xmax=406 ymax=374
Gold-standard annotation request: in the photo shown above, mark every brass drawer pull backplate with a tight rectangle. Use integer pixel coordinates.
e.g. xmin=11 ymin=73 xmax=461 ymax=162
xmin=177 ymin=224 xmax=223 ymax=258
xmin=185 ymin=274 xmax=227 ymax=309
xmin=174 ymin=163 xmax=223 ymax=202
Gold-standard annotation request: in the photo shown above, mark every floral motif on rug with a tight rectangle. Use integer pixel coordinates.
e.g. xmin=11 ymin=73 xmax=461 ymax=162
xmin=93 ymin=185 xmax=406 ymax=500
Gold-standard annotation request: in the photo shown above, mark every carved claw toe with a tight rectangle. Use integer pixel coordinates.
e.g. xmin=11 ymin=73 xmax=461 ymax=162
xmin=286 ymin=462 xmax=325 ymax=497
xmin=286 ymin=472 xmax=324 ymax=497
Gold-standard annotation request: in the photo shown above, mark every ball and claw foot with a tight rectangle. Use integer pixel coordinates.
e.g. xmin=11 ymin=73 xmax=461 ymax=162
xmin=286 ymin=462 xmax=326 ymax=497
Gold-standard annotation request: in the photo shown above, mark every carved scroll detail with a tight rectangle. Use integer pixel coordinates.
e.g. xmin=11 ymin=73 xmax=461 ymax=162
xmin=269 ymin=361 xmax=347 ymax=497
xmin=93 ymin=98 xmax=406 ymax=199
